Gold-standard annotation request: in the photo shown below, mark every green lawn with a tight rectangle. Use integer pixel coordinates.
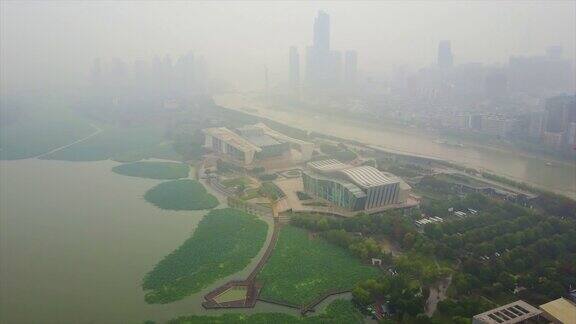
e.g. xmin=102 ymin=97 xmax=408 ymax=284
xmin=112 ymin=161 xmax=190 ymax=180
xmin=43 ymin=126 xmax=164 ymax=161
xmin=213 ymin=286 xmax=248 ymax=303
xmin=221 ymin=177 xmax=251 ymax=188
xmin=144 ymin=179 xmax=218 ymax=210
xmin=257 ymin=225 xmax=380 ymax=306
xmin=143 ymin=208 xmax=268 ymax=304
xmin=167 ymin=299 xmax=364 ymax=324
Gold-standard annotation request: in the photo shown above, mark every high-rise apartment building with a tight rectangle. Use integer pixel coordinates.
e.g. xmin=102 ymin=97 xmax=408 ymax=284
xmin=289 ymin=46 xmax=300 ymax=91
xmin=306 ymin=11 xmax=332 ymax=88
xmin=313 ymin=10 xmax=330 ymax=52
xmin=344 ymin=50 xmax=358 ymax=85
xmin=437 ymin=40 xmax=453 ymax=68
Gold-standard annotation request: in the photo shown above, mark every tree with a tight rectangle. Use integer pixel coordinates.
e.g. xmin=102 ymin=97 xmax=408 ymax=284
xmin=498 ymin=272 xmax=515 ymax=291
xmin=424 ymin=224 xmax=443 ymax=240
xmin=352 ymin=286 xmax=372 ymax=305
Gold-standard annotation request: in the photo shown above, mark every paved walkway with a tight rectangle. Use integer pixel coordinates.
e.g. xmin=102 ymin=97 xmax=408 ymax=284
xmin=425 ymin=275 xmax=452 ymax=316
xmin=203 ymin=220 xmax=282 ymax=308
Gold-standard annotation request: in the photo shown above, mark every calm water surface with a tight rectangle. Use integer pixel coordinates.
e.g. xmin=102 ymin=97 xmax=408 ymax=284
xmin=0 ymin=159 xmax=299 ymax=324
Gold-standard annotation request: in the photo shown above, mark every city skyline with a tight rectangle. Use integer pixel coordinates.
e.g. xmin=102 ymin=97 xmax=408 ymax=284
xmin=2 ymin=1 xmax=575 ymax=93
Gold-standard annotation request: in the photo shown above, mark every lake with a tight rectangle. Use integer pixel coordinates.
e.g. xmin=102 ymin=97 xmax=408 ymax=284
xmin=0 ymin=159 xmax=301 ymax=324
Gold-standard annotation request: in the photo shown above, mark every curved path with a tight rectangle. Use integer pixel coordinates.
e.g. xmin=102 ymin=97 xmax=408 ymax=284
xmin=247 ymin=221 xmax=280 ymax=282
xmin=203 ymin=219 xmax=281 ymax=308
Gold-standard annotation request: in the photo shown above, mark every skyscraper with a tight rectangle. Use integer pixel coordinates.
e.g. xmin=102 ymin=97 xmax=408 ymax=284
xmin=289 ymin=46 xmax=300 ymax=91
xmin=329 ymin=50 xmax=342 ymax=85
xmin=344 ymin=50 xmax=358 ymax=85
xmin=303 ymin=10 xmax=358 ymax=94
xmin=437 ymin=40 xmax=453 ymax=68
xmin=313 ymin=10 xmax=330 ymax=53
xmin=307 ymin=10 xmax=332 ymax=88
xmin=545 ymin=95 xmax=576 ymax=132
xmin=546 ymin=45 xmax=563 ymax=59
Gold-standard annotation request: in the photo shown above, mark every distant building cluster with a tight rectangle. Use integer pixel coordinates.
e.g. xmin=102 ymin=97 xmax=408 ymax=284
xmin=540 ymin=95 xmax=576 ymax=149
xmin=288 ymin=11 xmax=358 ymax=96
xmin=382 ymin=42 xmax=576 ymax=154
xmin=436 ymin=94 xmax=576 ymax=150
xmin=440 ymin=113 xmax=516 ymax=137
xmin=90 ymin=52 xmax=208 ymax=103
xmin=404 ymin=44 xmax=575 ymax=102
xmin=302 ymin=159 xmax=412 ymax=212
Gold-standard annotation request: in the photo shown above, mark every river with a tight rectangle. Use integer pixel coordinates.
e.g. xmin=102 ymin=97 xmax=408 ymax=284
xmin=214 ymin=93 xmax=576 ymax=199
xmin=0 ymin=159 xmax=313 ymax=324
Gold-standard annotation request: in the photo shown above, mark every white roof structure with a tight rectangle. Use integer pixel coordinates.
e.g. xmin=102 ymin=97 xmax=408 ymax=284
xmin=340 ymin=166 xmax=397 ymax=188
xmin=203 ymin=127 xmax=261 ymax=153
xmin=473 ymin=300 xmax=541 ymax=324
xmin=308 ymin=159 xmax=349 ymax=172
xmin=253 ymin=122 xmax=312 ymax=146
xmin=308 ymin=160 xmax=400 ymax=189
xmin=539 ymin=297 xmax=576 ymax=324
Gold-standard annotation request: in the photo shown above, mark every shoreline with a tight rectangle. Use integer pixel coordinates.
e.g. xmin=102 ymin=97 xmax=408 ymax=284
xmin=213 ymin=93 xmax=575 ymax=199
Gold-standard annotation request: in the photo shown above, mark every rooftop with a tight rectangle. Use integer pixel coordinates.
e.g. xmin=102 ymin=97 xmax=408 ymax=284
xmin=539 ymin=297 xmax=576 ymax=324
xmin=308 ymin=159 xmax=349 ymax=172
xmin=473 ymin=300 xmax=541 ymax=324
xmin=253 ymin=122 xmax=313 ymax=146
xmin=203 ymin=127 xmax=261 ymax=153
xmin=308 ymin=159 xmax=400 ymax=189
xmin=243 ymin=133 xmax=281 ymax=147
xmin=340 ymin=166 xmax=398 ymax=188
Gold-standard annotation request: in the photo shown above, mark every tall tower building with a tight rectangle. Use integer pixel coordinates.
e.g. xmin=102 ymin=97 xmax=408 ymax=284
xmin=90 ymin=58 xmax=102 ymax=88
xmin=313 ymin=10 xmax=330 ymax=53
xmin=289 ymin=46 xmax=300 ymax=91
xmin=307 ymin=10 xmax=332 ymax=88
xmin=344 ymin=50 xmax=358 ymax=85
xmin=437 ymin=40 xmax=453 ymax=68
xmin=329 ymin=50 xmax=342 ymax=85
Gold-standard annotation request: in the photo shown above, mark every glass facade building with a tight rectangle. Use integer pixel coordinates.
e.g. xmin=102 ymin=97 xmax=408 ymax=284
xmin=303 ymin=159 xmax=404 ymax=211
xmin=303 ymin=171 xmax=366 ymax=210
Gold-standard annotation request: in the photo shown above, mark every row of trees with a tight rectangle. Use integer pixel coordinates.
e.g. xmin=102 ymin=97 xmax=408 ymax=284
xmin=353 ymin=275 xmax=425 ymax=317
xmin=290 ymin=212 xmax=451 ymax=322
xmin=291 ymin=210 xmax=416 ymax=244
xmin=290 ymin=185 xmax=576 ymax=321
xmin=418 ymin=196 xmax=576 ymax=305
xmin=290 ymin=211 xmax=418 ymax=261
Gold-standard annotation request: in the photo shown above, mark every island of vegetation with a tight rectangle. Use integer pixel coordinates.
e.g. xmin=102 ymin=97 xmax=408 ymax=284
xmin=143 ymin=208 xmax=268 ymax=303
xmin=144 ymin=179 xmax=218 ymax=210
xmin=112 ymin=161 xmax=190 ymax=180
xmin=165 ymin=299 xmax=364 ymax=324
xmin=257 ymin=225 xmax=380 ymax=306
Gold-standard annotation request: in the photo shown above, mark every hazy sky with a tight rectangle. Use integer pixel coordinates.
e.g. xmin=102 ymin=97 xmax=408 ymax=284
xmin=1 ymin=0 xmax=575 ymax=92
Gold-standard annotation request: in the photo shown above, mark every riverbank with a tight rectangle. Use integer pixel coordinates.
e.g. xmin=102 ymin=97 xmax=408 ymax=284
xmin=214 ymin=93 xmax=576 ymax=199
